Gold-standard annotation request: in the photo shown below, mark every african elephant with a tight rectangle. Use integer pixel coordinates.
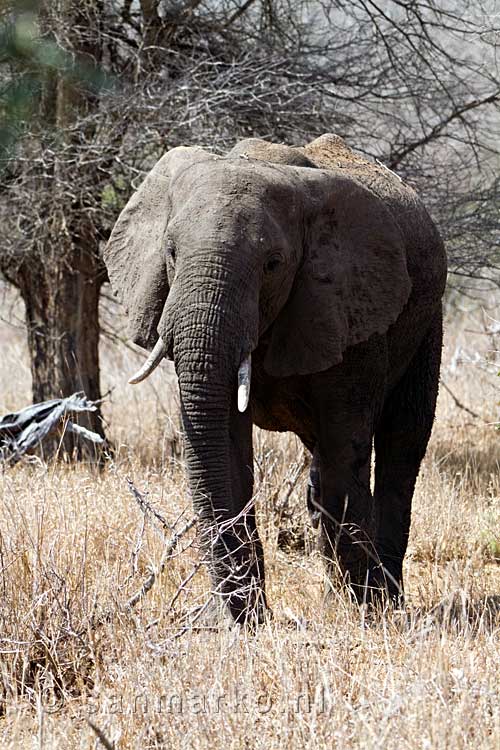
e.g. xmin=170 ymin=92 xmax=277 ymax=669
xmin=104 ymin=134 xmax=447 ymax=623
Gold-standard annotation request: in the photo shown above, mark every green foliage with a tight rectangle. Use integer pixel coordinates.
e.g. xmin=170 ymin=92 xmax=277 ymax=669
xmin=0 ymin=1 xmax=110 ymax=159
xmin=101 ymin=181 xmax=126 ymax=213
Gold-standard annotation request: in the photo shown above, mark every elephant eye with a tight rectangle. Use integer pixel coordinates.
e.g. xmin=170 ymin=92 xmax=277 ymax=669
xmin=166 ymin=238 xmax=176 ymax=263
xmin=264 ymin=252 xmax=284 ymax=274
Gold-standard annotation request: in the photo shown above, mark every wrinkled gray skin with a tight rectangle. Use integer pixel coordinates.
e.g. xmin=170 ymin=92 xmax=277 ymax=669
xmin=105 ymin=135 xmax=447 ymax=623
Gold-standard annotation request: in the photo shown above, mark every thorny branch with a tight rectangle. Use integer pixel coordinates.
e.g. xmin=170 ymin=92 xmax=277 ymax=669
xmin=125 ymin=478 xmax=199 ymax=611
xmin=440 ymin=379 xmax=484 ymax=422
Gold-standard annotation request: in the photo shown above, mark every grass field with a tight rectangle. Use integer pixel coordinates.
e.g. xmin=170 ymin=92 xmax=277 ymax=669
xmin=0 ymin=288 xmax=499 ymax=749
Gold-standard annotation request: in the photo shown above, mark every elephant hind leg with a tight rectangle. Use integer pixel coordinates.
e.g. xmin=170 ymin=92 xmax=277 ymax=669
xmin=373 ymin=307 xmax=443 ymax=601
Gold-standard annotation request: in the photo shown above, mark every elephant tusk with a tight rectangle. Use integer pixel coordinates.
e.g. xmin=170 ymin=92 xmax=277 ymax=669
xmin=237 ymin=354 xmax=252 ymax=413
xmin=128 ymin=337 xmax=168 ymax=385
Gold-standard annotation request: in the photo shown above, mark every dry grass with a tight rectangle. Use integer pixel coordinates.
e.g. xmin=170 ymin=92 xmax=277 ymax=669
xmin=0 ymin=287 xmax=499 ymax=749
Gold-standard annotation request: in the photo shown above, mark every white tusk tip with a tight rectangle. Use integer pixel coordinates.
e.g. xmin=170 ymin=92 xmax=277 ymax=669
xmin=127 ymin=337 xmax=167 ymax=385
xmin=238 ymin=385 xmax=250 ymax=413
xmin=237 ymin=353 xmax=252 ymax=412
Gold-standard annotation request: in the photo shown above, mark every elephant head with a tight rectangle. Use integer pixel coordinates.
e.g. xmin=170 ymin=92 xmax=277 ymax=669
xmin=104 ymin=138 xmax=411 ymax=621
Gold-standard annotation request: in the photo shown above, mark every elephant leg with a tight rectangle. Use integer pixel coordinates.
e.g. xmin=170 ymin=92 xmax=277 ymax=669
xmin=215 ymin=402 xmax=267 ymax=624
xmin=311 ymin=341 xmax=386 ymax=603
xmin=318 ymin=430 xmax=377 ymax=602
xmin=373 ymin=308 xmax=443 ymax=602
xmin=307 ymin=446 xmax=322 ymax=529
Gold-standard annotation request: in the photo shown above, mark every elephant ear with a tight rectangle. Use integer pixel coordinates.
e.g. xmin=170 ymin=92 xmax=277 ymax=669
xmin=264 ymin=173 xmax=411 ymax=377
xmin=104 ymin=146 xmax=207 ymax=349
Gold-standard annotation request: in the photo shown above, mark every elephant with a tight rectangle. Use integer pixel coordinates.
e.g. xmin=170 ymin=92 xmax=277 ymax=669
xmin=104 ymin=134 xmax=447 ymax=624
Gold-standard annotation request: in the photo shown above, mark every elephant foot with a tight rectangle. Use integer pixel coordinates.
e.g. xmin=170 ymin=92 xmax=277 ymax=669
xmin=224 ymin=582 xmax=270 ymax=628
xmin=206 ymin=525 xmax=269 ymax=627
xmin=367 ymin=560 xmax=405 ymax=608
xmin=337 ymin=560 xmax=405 ymax=611
xmin=321 ymin=520 xmax=383 ymax=605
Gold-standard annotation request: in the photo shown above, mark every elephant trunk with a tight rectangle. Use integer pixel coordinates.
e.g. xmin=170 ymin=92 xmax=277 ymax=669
xmin=169 ymin=282 xmax=265 ymax=624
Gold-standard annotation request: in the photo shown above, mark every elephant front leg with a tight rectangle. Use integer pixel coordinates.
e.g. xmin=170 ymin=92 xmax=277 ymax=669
xmin=214 ymin=401 xmax=267 ymax=625
xmin=185 ymin=392 xmax=267 ymax=627
xmin=311 ymin=342 xmax=386 ymax=604
xmin=318 ymin=444 xmax=378 ymax=602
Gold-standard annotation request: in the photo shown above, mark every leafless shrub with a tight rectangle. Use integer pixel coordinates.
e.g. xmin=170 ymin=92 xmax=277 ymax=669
xmin=0 ymin=1 xmax=498 ymax=442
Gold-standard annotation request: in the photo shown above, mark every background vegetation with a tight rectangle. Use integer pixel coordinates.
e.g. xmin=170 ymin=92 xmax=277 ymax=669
xmin=0 ymin=2 xmax=498 ymax=747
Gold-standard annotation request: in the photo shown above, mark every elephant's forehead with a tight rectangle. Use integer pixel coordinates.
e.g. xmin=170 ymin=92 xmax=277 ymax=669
xmin=171 ymin=157 xmax=297 ymax=206
xmin=168 ymin=160 xmax=302 ymax=249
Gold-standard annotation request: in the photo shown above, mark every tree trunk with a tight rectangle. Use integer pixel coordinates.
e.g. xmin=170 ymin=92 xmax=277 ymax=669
xmin=18 ymin=248 xmax=105 ymax=459
xmin=3 ymin=0 xmax=108 ymax=460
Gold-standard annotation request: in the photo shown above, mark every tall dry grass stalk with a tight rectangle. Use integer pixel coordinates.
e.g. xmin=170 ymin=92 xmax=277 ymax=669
xmin=0 ymin=286 xmax=498 ymax=748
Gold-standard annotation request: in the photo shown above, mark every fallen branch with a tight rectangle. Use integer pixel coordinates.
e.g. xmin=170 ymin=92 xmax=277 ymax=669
xmin=0 ymin=392 xmax=104 ymax=464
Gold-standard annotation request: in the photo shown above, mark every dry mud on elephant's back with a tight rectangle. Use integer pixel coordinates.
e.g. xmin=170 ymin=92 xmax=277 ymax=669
xmin=304 ymin=133 xmax=380 ymax=172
